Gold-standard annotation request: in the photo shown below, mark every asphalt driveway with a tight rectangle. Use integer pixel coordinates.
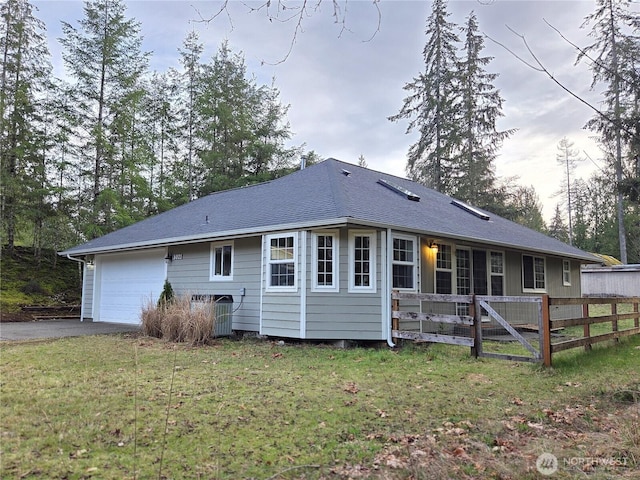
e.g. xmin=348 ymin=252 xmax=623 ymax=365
xmin=0 ymin=319 xmax=139 ymax=341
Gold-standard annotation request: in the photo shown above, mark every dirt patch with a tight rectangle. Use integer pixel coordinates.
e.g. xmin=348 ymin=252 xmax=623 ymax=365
xmin=0 ymin=311 xmax=35 ymax=322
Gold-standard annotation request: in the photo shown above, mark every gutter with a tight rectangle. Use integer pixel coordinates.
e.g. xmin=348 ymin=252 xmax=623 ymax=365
xmin=386 ymin=228 xmax=396 ymax=348
xmin=65 ymin=254 xmax=87 ymax=322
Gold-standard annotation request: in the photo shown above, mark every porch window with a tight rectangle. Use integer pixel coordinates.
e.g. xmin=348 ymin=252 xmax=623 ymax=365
xmin=392 ymin=234 xmax=417 ymax=290
xmin=563 ymin=260 xmax=571 ymax=286
xmin=312 ymin=232 xmax=339 ymax=291
xmin=435 ymin=243 xmax=452 ymax=294
xmin=267 ymin=234 xmax=297 ymax=291
xmin=210 ymin=242 xmax=233 ymax=281
xmin=490 ymin=251 xmax=504 ymax=295
xmin=349 ymin=231 xmax=376 ymax=292
xmin=522 ymin=254 xmax=546 ymax=292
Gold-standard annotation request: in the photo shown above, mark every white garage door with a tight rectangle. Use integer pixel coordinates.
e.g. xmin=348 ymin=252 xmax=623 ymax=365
xmin=96 ymin=249 xmax=166 ymax=324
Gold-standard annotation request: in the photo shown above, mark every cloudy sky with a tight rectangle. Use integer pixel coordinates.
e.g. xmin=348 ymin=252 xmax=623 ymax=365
xmin=33 ymin=0 xmax=630 ymax=220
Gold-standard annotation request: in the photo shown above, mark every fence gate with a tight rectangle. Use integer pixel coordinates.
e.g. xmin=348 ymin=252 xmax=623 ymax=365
xmin=391 ymin=292 xmax=545 ymax=363
xmin=473 ymin=296 xmax=543 ymax=363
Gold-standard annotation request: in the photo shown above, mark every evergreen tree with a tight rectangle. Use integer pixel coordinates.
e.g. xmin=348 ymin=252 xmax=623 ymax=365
xmin=60 ymin=0 xmax=149 ymax=238
xmin=0 ymin=0 xmax=52 ymax=256
xmin=453 ymin=11 xmax=514 ymax=209
xmin=176 ymin=30 xmax=204 ymax=203
xmin=548 ymin=204 xmax=570 ymax=243
xmin=579 ymin=0 xmax=640 ymax=263
xmin=389 ymin=0 xmax=461 ymax=193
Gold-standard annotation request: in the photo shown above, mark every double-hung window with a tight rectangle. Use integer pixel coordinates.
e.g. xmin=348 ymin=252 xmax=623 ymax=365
xmin=312 ymin=231 xmax=339 ymax=291
xmin=490 ymin=251 xmax=504 ymax=295
xmin=267 ymin=234 xmax=297 ymax=291
xmin=392 ymin=235 xmax=417 ymax=290
xmin=562 ymin=260 xmax=571 ymax=286
xmin=435 ymin=244 xmax=453 ymax=294
xmin=349 ymin=231 xmax=376 ymax=292
xmin=210 ymin=242 xmax=233 ymax=281
xmin=522 ymin=254 xmax=546 ymax=292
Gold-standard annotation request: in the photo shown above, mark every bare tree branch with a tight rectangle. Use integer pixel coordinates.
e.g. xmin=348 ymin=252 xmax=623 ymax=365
xmin=189 ymin=0 xmax=381 ymax=65
xmin=485 ymin=26 xmax=635 ymax=140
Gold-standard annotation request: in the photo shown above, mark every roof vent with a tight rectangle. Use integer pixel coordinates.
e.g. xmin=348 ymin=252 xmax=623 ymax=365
xmin=377 ymin=179 xmax=420 ymax=202
xmin=451 ymin=199 xmax=490 ymax=221
xmin=342 ymin=169 xmax=352 ymax=176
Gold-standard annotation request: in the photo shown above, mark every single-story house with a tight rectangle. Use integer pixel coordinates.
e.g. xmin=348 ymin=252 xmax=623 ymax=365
xmin=60 ymin=158 xmax=599 ymax=345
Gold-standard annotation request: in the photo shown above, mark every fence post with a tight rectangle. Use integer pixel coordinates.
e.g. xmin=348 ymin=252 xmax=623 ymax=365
xmin=541 ymin=295 xmax=552 ymax=367
xmin=611 ymin=302 xmax=619 ymax=343
xmin=391 ymin=290 xmax=399 ymax=342
xmin=583 ymin=302 xmax=592 ymax=352
xmin=635 ymin=301 xmax=639 ymax=329
xmin=470 ymin=294 xmax=481 ymax=358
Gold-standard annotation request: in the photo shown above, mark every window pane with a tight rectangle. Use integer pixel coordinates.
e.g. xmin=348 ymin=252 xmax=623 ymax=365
xmin=222 ymin=245 xmax=232 ymax=276
xmin=523 ymin=255 xmax=534 ymax=289
xmin=456 ymin=250 xmax=470 ymax=295
xmin=271 ymin=263 xmax=295 ymax=286
xmin=437 ymin=244 xmax=452 ymax=270
xmin=534 ymin=258 xmax=545 ymax=289
xmin=490 ymin=252 xmax=503 ymax=274
xmin=214 ymin=247 xmax=222 ymax=276
xmin=393 ymin=264 xmax=413 ymax=289
xmin=491 ymin=275 xmax=504 ymax=296
xmin=436 ymin=271 xmax=452 ymax=294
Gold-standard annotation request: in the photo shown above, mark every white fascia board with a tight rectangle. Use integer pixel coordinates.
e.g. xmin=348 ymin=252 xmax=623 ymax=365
xmin=59 ymin=218 xmax=351 ymax=256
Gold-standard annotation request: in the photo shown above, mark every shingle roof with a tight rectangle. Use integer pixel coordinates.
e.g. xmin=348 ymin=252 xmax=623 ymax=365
xmin=60 ymin=158 xmax=598 ymax=262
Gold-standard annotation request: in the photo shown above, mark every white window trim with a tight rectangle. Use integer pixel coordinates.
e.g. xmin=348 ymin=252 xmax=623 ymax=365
xmin=522 ymin=254 xmax=547 ymax=293
xmin=210 ymin=241 xmax=234 ymax=281
xmin=563 ymin=259 xmax=572 ymax=286
xmin=391 ymin=233 xmax=418 ymax=291
xmin=311 ymin=231 xmax=339 ymax=292
xmin=265 ymin=233 xmax=298 ymax=293
xmin=348 ymin=230 xmax=377 ymax=293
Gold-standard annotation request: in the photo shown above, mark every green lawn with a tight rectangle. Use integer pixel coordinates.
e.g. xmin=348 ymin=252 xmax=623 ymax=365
xmin=1 ymin=334 xmax=638 ymax=479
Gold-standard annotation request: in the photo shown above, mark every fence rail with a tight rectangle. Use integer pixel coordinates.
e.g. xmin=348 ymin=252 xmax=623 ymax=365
xmin=391 ymin=292 xmax=640 ymax=367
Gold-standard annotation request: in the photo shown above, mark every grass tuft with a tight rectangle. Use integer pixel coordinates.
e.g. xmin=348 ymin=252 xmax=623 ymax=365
xmin=141 ymin=294 xmax=214 ymax=346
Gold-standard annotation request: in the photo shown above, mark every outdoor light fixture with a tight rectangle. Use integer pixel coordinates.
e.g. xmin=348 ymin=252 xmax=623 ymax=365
xmin=165 ymin=253 xmax=173 ymax=263
xmin=86 ymin=257 xmax=95 ymax=270
xmin=429 ymin=242 xmax=439 ymax=254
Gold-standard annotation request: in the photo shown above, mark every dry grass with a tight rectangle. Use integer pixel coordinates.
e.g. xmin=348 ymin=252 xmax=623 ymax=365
xmin=141 ymin=295 xmax=214 ymax=346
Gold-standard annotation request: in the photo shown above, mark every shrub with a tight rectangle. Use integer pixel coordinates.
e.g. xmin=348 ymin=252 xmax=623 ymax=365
xmin=141 ymin=294 xmax=215 ymax=346
xmin=157 ymin=279 xmax=175 ymax=309
xmin=21 ymin=279 xmax=48 ymax=295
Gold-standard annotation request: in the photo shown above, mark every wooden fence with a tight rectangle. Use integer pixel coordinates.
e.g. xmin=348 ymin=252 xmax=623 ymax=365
xmin=391 ymin=292 xmax=640 ymax=367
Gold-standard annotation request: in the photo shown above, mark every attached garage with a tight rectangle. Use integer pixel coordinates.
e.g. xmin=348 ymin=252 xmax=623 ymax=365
xmin=94 ymin=249 xmax=166 ymax=324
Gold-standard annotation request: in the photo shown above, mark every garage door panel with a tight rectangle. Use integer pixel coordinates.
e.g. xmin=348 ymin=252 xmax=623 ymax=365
xmin=97 ymin=250 xmax=165 ymax=324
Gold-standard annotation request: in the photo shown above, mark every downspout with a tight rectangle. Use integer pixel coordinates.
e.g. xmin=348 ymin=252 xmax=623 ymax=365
xmin=66 ymin=254 xmax=87 ymax=322
xmin=385 ymin=228 xmax=396 ymax=348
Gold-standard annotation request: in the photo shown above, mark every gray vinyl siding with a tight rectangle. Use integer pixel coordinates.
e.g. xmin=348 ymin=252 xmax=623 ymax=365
xmin=82 ymin=266 xmax=95 ymax=320
xmin=261 ymin=231 xmax=303 ymax=338
xmin=304 ymin=228 xmax=384 ymax=340
xmin=167 ymin=238 xmax=261 ymax=332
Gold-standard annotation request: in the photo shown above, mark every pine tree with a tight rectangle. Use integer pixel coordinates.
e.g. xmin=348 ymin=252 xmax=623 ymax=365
xmin=454 ymin=11 xmax=514 ymax=209
xmin=548 ymin=204 xmax=570 ymax=243
xmin=60 ymin=0 xmax=149 ymax=238
xmin=176 ymin=30 xmax=204 ymax=202
xmin=389 ymin=0 xmax=461 ymax=194
xmin=0 ymin=0 xmax=52 ymax=257
xmin=579 ymin=0 xmax=640 ymax=263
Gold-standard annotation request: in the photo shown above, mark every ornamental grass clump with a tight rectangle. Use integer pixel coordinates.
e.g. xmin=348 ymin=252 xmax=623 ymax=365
xmin=141 ymin=291 xmax=215 ymax=346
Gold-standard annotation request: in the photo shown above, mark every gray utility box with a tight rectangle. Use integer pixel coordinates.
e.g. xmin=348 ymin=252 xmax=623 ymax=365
xmin=191 ymin=294 xmax=233 ymax=337
xmin=213 ymin=295 xmax=233 ymax=337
